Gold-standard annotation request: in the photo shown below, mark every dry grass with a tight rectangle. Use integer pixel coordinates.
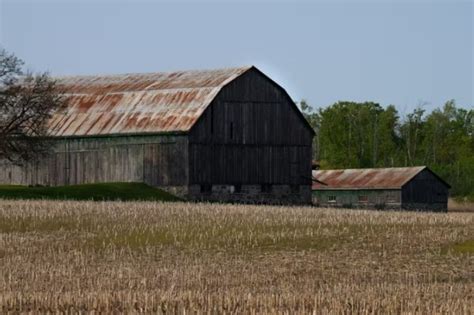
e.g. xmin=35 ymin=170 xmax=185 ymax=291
xmin=0 ymin=200 xmax=473 ymax=314
xmin=449 ymin=198 xmax=474 ymax=213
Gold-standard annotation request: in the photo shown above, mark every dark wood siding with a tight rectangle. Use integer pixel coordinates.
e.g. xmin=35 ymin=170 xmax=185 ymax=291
xmin=401 ymin=169 xmax=449 ymax=206
xmin=188 ymin=68 xmax=313 ymax=185
xmin=0 ymin=135 xmax=188 ymax=187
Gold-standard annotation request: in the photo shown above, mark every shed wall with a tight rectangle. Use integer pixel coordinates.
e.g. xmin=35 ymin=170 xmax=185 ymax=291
xmin=312 ymin=189 xmax=402 ymax=209
xmin=401 ymin=169 xmax=448 ymax=211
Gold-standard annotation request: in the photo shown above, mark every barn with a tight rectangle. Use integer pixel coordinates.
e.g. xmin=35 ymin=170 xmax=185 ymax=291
xmin=312 ymin=166 xmax=450 ymax=211
xmin=0 ymin=66 xmax=315 ymax=204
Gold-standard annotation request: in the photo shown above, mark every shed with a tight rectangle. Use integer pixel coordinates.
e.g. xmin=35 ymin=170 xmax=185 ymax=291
xmin=312 ymin=166 xmax=450 ymax=211
xmin=0 ymin=66 xmax=314 ymax=204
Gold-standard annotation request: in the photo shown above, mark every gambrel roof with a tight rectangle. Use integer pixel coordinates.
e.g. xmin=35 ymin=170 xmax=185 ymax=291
xmin=48 ymin=66 xmax=253 ymax=137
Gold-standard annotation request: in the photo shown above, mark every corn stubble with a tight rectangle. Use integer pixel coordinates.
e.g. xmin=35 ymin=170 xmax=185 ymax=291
xmin=0 ymin=200 xmax=472 ymax=314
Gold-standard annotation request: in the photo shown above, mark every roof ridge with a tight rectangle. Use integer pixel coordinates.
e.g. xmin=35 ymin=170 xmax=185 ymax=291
xmin=313 ymin=166 xmax=426 ymax=172
xmin=54 ymin=65 xmax=254 ymax=80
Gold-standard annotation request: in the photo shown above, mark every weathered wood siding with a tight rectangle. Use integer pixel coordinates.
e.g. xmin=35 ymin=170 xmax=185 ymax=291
xmin=312 ymin=189 xmax=402 ymax=209
xmin=188 ymin=68 xmax=313 ymax=186
xmin=401 ymin=169 xmax=449 ymax=211
xmin=0 ymin=135 xmax=188 ymax=187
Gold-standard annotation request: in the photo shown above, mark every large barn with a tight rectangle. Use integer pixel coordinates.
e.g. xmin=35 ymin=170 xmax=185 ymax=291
xmin=0 ymin=66 xmax=315 ymax=204
xmin=312 ymin=166 xmax=450 ymax=211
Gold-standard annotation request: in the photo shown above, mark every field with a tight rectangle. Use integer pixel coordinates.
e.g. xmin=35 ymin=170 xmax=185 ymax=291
xmin=449 ymin=198 xmax=474 ymax=213
xmin=0 ymin=200 xmax=473 ymax=313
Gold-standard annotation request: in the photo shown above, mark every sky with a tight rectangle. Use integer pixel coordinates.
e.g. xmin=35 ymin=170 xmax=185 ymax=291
xmin=0 ymin=0 xmax=472 ymax=114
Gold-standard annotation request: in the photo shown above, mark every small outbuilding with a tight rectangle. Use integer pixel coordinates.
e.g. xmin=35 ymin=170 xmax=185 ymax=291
xmin=312 ymin=166 xmax=450 ymax=211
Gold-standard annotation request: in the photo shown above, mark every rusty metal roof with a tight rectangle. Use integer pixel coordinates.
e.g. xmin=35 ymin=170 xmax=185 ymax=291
xmin=312 ymin=166 xmax=427 ymax=190
xmin=48 ymin=66 xmax=252 ymax=136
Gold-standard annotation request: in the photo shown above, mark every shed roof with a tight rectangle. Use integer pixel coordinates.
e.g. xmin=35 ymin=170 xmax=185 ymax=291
xmin=312 ymin=166 xmax=429 ymax=190
xmin=48 ymin=66 xmax=252 ymax=137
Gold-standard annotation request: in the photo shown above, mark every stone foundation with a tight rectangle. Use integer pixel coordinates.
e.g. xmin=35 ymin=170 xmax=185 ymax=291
xmin=402 ymin=203 xmax=447 ymax=212
xmin=187 ymin=184 xmax=311 ymax=205
xmin=313 ymin=202 xmax=402 ymax=210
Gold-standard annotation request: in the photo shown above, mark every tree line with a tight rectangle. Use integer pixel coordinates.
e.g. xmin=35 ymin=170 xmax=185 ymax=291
xmin=300 ymin=100 xmax=473 ymax=199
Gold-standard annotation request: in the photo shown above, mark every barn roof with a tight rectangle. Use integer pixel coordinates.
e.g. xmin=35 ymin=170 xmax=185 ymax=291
xmin=48 ymin=66 xmax=252 ymax=137
xmin=312 ymin=166 xmax=432 ymax=190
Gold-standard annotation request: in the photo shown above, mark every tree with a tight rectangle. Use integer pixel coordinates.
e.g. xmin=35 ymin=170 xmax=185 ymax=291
xmin=0 ymin=49 xmax=64 ymax=164
xmin=315 ymin=101 xmax=398 ymax=169
xmin=399 ymin=106 xmax=426 ymax=166
xmin=376 ymin=105 xmax=400 ymax=167
xmin=299 ymin=100 xmax=321 ymax=160
xmin=314 ymin=98 xmax=473 ymax=198
xmin=419 ymin=100 xmax=474 ymax=196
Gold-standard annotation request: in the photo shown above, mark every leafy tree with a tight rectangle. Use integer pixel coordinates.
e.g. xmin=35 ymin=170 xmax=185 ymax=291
xmin=316 ymin=101 xmax=397 ymax=168
xmin=399 ymin=106 xmax=426 ymax=166
xmin=415 ymin=100 xmax=474 ymax=196
xmin=376 ymin=105 xmax=400 ymax=167
xmin=0 ymin=49 xmax=64 ymax=164
xmin=302 ymin=98 xmax=473 ymax=198
xmin=299 ymin=100 xmax=321 ymax=160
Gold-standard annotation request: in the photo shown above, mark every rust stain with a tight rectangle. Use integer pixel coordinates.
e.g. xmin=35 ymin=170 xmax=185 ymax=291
xmin=312 ymin=167 xmax=426 ymax=190
xmin=48 ymin=66 xmax=252 ymax=136
xmin=99 ymin=114 xmax=117 ymax=132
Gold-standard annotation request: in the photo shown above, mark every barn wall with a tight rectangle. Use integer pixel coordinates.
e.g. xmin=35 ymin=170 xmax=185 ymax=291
xmin=312 ymin=189 xmax=402 ymax=209
xmin=0 ymin=134 xmax=189 ymax=195
xmin=401 ymin=169 xmax=449 ymax=211
xmin=188 ymin=69 xmax=313 ymax=204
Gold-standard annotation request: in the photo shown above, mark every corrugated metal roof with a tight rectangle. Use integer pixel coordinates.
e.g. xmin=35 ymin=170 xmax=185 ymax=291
xmin=312 ymin=166 xmax=426 ymax=190
xmin=48 ymin=66 xmax=252 ymax=136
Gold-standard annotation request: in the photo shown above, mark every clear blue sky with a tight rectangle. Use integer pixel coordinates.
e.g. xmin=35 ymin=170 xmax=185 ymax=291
xmin=0 ymin=0 xmax=472 ymax=113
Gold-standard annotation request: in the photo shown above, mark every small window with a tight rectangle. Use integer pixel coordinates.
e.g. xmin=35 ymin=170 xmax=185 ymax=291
xmin=200 ymin=184 xmax=211 ymax=193
xmin=261 ymin=184 xmax=272 ymax=193
xmin=328 ymin=195 xmax=336 ymax=203
xmin=358 ymin=195 xmax=368 ymax=203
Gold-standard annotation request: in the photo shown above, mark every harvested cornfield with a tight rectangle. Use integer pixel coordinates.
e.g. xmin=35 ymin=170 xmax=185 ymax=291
xmin=0 ymin=200 xmax=473 ymax=313
xmin=449 ymin=198 xmax=474 ymax=213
